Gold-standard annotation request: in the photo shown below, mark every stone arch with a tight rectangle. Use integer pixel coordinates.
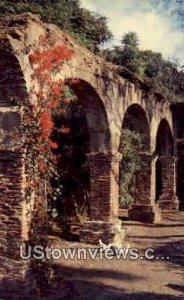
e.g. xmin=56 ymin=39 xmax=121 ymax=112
xmin=50 ymin=78 xmax=115 ymax=228
xmin=155 ymin=119 xmax=178 ymax=210
xmin=119 ymin=104 xmax=151 ymax=213
xmin=155 ymin=119 xmax=174 ymax=201
xmin=155 ymin=119 xmax=174 ymax=156
xmin=59 ymin=79 xmax=122 ymax=242
xmin=64 ymin=78 xmax=111 ymax=153
xmin=121 ymin=104 xmax=150 ymax=152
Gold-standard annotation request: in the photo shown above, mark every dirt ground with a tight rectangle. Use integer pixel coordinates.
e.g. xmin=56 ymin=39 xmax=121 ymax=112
xmin=48 ymin=211 xmax=184 ymax=300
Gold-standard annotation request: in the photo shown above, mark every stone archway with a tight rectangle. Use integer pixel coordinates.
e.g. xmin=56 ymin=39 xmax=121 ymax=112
xmin=119 ymin=104 xmax=158 ymax=223
xmin=155 ymin=119 xmax=179 ymax=211
xmin=52 ymin=78 xmax=120 ymax=244
xmin=65 ymin=78 xmax=111 ymax=153
xmin=156 ymin=119 xmax=174 ymax=156
xmin=50 ymin=78 xmax=110 ymax=223
xmin=119 ymin=104 xmax=150 ymax=208
xmin=121 ymin=103 xmax=150 ymax=151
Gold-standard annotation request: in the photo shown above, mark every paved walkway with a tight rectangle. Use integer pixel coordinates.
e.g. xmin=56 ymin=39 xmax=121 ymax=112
xmin=48 ymin=212 xmax=184 ymax=299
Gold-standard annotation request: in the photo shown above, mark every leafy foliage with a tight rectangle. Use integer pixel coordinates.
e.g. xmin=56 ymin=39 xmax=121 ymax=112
xmin=19 ymin=37 xmax=74 ymax=289
xmin=120 ymin=32 xmax=145 ymax=75
xmin=140 ymin=50 xmax=184 ymax=102
xmin=0 ymin=0 xmax=112 ymax=51
xmin=22 ymin=36 xmax=73 ymax=224
xmin=25 ymin=41 xmax=90 ymax=224
xmin=102 ymin=32 xmax=184 ymax=103
xmin=119 ymin=129 xmax=142 ymax=208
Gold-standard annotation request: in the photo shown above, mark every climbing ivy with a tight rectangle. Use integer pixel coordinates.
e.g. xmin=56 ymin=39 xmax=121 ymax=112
xmin=21 ymin=35 xmax=74 ymax=220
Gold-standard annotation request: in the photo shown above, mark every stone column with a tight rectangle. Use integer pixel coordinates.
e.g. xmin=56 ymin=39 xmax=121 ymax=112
xmin=128 ymin=153 xmax=161 ymax=223
xmin=79 ymin=152 xmax=123 ymax=244
xmin=0 ymin=149 xmax=32 ymax=297
xmin=157 ymin=156 xmax=179 ymax=211
xmin=0 ymin=149 xmax=48 ymax=298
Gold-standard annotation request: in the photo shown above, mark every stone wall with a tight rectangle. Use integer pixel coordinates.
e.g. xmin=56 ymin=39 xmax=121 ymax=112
xmin=0 ymin=149 xmax=34 ymax=299
xmin=157 ymin=156 xmax=179 ymax=210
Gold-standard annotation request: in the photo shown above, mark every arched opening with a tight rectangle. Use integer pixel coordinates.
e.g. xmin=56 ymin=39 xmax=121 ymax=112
xmin=121 ymin=104 xmax=150 ymax=152
xmin=65 ymin=79 xmax=111 ymax=153
xmin=49 ymin=79 xmax=111 ymax=236
xmin=155 ymin=119 xmax=174 ymax=202
xmin=119 ymin=104 xmax=150 ymax=210
xmin=155 ymin=119 xmax=173 ymax=156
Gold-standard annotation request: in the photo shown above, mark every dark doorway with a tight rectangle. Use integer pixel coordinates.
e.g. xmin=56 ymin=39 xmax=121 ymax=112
xmin=155 ymin=119 xmax=173 ymax=202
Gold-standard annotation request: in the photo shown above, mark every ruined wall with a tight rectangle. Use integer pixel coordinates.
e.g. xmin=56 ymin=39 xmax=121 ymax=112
xmin=0 ymin=13 xmax=173 ymax=155
xmin=0 ymin=13 xmax=180 ymax=297
xmin=0 ymin=47 xmax=34 ymax=297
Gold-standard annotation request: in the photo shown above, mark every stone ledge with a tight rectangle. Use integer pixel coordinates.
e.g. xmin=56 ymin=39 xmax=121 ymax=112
xmin=158 ymin=199 xmax=179 ymax=211
xmin=128 ymin=204 xmax=162 ymax=224
xmin=79 ymin=221 xmax=116 ymax=244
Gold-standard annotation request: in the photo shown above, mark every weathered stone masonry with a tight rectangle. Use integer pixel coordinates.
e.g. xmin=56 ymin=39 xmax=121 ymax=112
xmin=129 ymin=153 xmax=161 ymax=223
xmin=0 ymin=13 xmax=182 ymax=296
xmin=156 ymin=156 xmax=179 ymax=210
xmin=80 ymin=152 xmax=122 ymax=244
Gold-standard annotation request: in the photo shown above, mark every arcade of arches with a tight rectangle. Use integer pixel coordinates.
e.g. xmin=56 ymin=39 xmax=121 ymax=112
xmin=0 ymin=14 xmax=184 ymax=296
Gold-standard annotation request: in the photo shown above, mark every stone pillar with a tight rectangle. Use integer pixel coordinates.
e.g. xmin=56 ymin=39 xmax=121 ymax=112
xmin=0 ymin=149 xmax=48 ymax=298
xmin=128 ymin=153 xmax=161 ymax=223
xmin=0 ymin=149 xmax=33 ymax=298
xmin=157 ymin=156 xmax=179 ymax=211
xmin=79 ymin=152 xmax=123 ymax=244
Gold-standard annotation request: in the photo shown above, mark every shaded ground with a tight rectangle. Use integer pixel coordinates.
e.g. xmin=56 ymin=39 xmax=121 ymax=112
xmin=47 ymin=211 xmax=184 ymax=300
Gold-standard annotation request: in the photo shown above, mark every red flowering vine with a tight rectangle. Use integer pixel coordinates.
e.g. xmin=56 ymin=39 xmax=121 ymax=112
xmin=19 ymin=37 xmax=75 ymax=293
xmin=23 ymin=41 xmax=73 ymax=201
